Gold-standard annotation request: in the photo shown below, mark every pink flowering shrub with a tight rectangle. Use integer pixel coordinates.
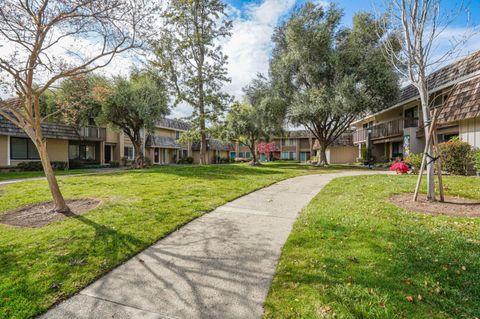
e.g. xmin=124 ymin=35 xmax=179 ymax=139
xmin=257 ymin=142 xmax=276 ymax=156
xmin=389 ymin=162 xmax=409 ymax=174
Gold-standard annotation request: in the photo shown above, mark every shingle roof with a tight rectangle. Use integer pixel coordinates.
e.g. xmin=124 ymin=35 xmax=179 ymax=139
xmin=191 ymin=139 xmax=233 ymax=151
xmin=398 ymin=51 xmax=480 ymax=105
xmin=0 ymin=115 xmax=105 ymax=141
xmin=145 ymin=135 xmax=183 ymax=149
xmin=156 ymin=118 xmax=191 ymax=131
xmin=437 ymin=75 xmax=480 ymax=124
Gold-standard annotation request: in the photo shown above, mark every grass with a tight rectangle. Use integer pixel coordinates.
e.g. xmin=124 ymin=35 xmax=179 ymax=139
xmin=0 ymin=169 xmax=94 ymax=182
xmin=264 ymin=174 xmax=480 ymax=318
xmin=0 ymin=162 xmax=339 ymax=319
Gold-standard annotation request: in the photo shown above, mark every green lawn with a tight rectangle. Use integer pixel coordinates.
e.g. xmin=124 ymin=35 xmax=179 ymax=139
xmin=0 ymin=169 xmax=93 ymax=182
xmin=0 ymin=162 xmax=334 ymax=319
xmin=264 ymin=174 xmax=480 ymax=318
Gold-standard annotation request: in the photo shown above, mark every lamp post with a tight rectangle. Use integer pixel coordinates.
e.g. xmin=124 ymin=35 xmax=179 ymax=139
xmin=367 ymin=127 xmax=373 ymax=169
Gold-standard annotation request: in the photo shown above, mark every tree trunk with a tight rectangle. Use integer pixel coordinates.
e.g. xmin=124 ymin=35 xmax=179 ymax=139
xmin=37 ymin=139 xmax=70 ymax=213
xmin=133 ymin=139 xmax=144 ymax=168
xmin=200 ymin=129 xmax=207 ymax=165
xmin=419 ymin=86 xmax=435 ymax=201
xmin=316 ymin=145 xmax=328 ymax=166
xmin=249 ymin=142 xmax=261 ymax=166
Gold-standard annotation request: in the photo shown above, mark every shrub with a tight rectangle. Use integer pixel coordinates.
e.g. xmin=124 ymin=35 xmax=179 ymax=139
xmin=17 ymin=161 xmax=43 ymax=171
xmin=405 ymin=153 xmax=423 ymax=174
xmin=109 ymin=161 xmax=120 ymax=168
xmin=474 ymin=149 xmax=480 ymax=173
xmin=144 ymin=157 xmax=152 ymax=167
xmin=177 ymin=156 xmax=194 ymax=164
xmin=389 ymin=162 xmax=409 ymax=174
xmin=120 ymin=156 xmax=131 ymax=167
xmin=17 ymin=161 xmax=68 ymax=171
xmin=439 ymin=137 xmax=474 ymax=175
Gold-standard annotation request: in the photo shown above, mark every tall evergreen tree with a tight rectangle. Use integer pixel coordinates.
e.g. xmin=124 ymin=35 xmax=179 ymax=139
xmin=270 ymin=2 xmax=399 ymax=165
xmin=151 ymin=0 xmax=232 ymax=164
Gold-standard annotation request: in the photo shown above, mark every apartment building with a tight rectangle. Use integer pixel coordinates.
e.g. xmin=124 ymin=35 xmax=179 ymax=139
xmin=353 ymin=51 xmax=480 ymax=162
xmin=0 ymin=115 xmax=192 ymax=168
xmin=230 ymin=130 xmax=357 ymax=164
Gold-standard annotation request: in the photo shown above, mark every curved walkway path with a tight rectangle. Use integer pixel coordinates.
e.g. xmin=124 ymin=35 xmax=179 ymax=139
xmin=41 ymin=170 xmax=386 ymax=319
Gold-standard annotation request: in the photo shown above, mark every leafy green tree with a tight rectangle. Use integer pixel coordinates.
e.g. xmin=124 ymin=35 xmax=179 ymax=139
xmin=151 ymin=0 xmax=232 ymax=164
xmin=39 ymin=75 xmax=108 ymax=126
xmin=226 ymin=76 xmax=286 ymax=165
xmin=270 ymin=3 xmax=399 ymax=165
xmin=101 ymin=71 xmax=169 ymax=168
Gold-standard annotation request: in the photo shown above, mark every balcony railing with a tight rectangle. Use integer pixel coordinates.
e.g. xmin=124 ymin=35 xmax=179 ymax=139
xmin=353 ymin=118 xmax=421 ymax=144
xmin=371 ymin=119 xmax=404 ymax=139
xmin=353 ymin=129 xmax=368 ymax=144
xmin=404 ymin=117 xmax=419 ymax=128
xmin=77 ymin=126 xmax=107 ymax=141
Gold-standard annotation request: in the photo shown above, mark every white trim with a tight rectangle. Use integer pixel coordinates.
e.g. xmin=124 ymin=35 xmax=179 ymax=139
xmin=7 ymin=135 xmax=10 ymax=166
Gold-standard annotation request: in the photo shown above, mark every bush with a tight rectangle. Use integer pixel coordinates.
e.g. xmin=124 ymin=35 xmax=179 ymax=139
xmin=439 ymin=137 xmax=474 ymax=175
xmin=17 ymin=161 xmax=43 ymax=171
xmin=405 ymin=153 xmax=423 ymax=174
xmin=177 ymin=156 xmax=194 ymax=164
xmin=144 ymin=156 xmax=152 ymax=167
xmin=69 ymin=159 xmax=99 ymax=169
xmin=389 ymin=162 xmax=409 ymax=174
xmin=120 ymin=156 xmax=131 ymax=167
xmin=17 ymin=161 xmax=68 ymax=171
xmin=474 ymin=149 xmax=480 ymax=173
xmin=109 ymin=161 xmax=120 ymax=168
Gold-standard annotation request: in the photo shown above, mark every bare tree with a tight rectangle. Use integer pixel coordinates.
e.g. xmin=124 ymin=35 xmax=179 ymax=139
xmin=0 ymin=0 xmax=153 ymax=213
xmin=381 ymin=0 xmax=472 ymax=201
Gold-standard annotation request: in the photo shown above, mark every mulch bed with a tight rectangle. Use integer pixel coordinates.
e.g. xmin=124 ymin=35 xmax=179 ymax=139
xmin=0 ymin=199 xmax=101 ymax=228
xmin=389 ymin=194 xmax=480 ymax=217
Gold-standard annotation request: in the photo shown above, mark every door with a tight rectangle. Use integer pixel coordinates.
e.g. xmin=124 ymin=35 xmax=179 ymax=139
xmin=154 ymin=148 xmax=159 ymax=164
xmin=104 ymin=145 xmax=112 ymax=163
xmin=300 ymin=152 xmax=307 ymax=162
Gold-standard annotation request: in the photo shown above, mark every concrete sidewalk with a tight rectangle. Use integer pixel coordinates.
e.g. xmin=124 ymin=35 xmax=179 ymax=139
xmin=41 ymin=171 xmax=384 ymax=319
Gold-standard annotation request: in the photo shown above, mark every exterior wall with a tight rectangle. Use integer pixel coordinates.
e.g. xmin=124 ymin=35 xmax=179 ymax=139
xmin=0 ymin=135 xmax=8 ymax=166
xmin=460 ymin=118 xmax=480 ymax=148
xmin=154 ymin=128 xmax=176 ymax=138
xmin=8 ymin=138 xmax=68 ymax=166
xmin=105 ymin=128 xmax=120 ymax=144
xmin=326 ymin=146 xmax=357 ymax=164
xmin=404 ymin=127 xmax=425 ymax=154
xmin=46 ymin=139 xmax=69 ymax=162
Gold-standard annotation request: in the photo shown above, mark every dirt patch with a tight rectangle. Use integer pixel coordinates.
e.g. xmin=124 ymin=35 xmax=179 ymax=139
xmin=389 ymin=194 xmax=480 ymax=217
xmin=0 ymin=199 xmax=101 ymax=228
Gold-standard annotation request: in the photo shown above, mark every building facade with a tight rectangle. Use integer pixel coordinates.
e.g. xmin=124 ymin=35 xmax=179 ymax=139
xmin=230 ymin=130 xmax=357 ymax=164
xmin=353 ymin=51 xmax=480 ymax=163
xmin=0 ymin=116 xmax=193 ymax=168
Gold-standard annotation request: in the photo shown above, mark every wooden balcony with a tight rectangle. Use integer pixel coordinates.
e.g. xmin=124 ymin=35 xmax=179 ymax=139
xmin=353 ymin=129 xmax=368 ymax=144
xmin=77 ymin=126 xmax=107 ymax=141
xmin=353 ymin=118 xmax=420 ymax=144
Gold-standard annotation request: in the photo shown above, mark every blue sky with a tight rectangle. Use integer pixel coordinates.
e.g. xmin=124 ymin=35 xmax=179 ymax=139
xmin=210 ymin=0 xmax=480 ymax=117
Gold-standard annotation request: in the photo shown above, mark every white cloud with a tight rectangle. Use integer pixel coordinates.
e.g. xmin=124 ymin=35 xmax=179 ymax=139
xmin=221 ymin=0 xmax=296 ymax=102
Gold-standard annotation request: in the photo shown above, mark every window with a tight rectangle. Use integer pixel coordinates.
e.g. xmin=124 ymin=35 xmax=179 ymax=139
xmin=182 ymin=150 xmax=188 ymax=158
xmin=289 ymin=152 xmax=296 ymax=160
xmin=282 ymin=139 xmax=296 ymax=146
xmin=11 ymin=137 xmax=40 ymax=160
xmin=230 ymin=151 xmax=236 ymax=159
xmin=124 ymin=147 xmax=134 ymax=160
xmin=245 ymin=152 xmax=252 ymax=158
xmin=69 ymin=144 xmax=96 ymax=161
xmin=176 ymin=131 xmax=182 ymax=140
xmin=281 ymin=151 xmax=289 ymax=159
xmin=239 ymin=152 xmax=245 ymax=158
